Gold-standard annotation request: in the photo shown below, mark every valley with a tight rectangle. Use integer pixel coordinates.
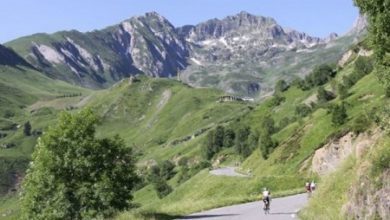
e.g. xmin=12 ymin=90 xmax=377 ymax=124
xmin=0 ymin=2 xmax=389 ymax=219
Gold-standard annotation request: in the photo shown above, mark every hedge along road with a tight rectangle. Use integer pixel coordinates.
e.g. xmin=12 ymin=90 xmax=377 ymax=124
xmin=176 ymin=193 xmax=308 ymax=220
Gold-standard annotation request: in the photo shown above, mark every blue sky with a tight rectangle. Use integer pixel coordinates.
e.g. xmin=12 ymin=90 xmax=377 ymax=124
xmin=0 ymin=0 xmax=359 ymax=43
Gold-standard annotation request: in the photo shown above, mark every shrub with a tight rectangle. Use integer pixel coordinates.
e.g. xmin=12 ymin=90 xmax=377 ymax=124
xmin=331 ymin=103 xmax=348 ymax=126
xmin=350 ymin=114 xmax=371 ymax=134
xmin=317 ymin=86 xmax=334 ymax=103
xmin=23 ymin=121 xmax=31 ymax=136
xmin=21 ymin=109 xmax=138 ymax=219
xmin=295 ymin=104 xmax=312 ymax=118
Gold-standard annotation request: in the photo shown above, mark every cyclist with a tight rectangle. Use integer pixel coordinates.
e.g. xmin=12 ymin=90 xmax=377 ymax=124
xmin=262 ymin=187 xmax=271 ymax=214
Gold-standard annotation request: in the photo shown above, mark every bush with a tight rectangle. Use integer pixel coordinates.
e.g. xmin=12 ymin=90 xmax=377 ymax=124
xmin=23 ymin=121 xmax=31 ymax=136
xmin=295 ymin=104 xmax=312 ymax=118
xmin=154 ymin=179 xmax=172 ymax=199
xmin=274 ymin=80 xmax=289 ymax=93
xmin=268 ymin=94 xmax=285 ymax=107
xmin=337 ymin=83 xmax=349 ymax=99
xmin=331 ymin=103 xmax=348 ymax=126
xmin=259 ymin=134 xmax=276 ymax=159
xmin=306 ymin=64 xmax=335 ymax=87
xmin=160 ymin=160 xmax=175 ymax=180
xmin=350 ymin=114 xmax=371 ymax=134
xmin=21 ymin=109 xmax=139 ymax=219
xmin=234 ymin=126 xmax=251 ymax=157
xmin=317 ymin=86 xmax=334 ymax=103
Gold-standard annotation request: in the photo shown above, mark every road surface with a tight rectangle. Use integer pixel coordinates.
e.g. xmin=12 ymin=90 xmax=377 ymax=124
xmin=176 ymin=193 xmax=308 ymax=220
xmin=209 ymin=167 xmax=248 ymax=177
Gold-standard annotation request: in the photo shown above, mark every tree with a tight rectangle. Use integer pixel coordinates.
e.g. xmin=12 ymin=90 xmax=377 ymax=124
xmin=317 ymin=86 xmax=334 ymax=103
xmin=153 ymin=179 xmax=172 ymax=199
xmin=354 ymin=56 xmax=374 ymax=77
xmin=331 ymin=103 xmax=348 ymax=126
xmin=260 ymin=115 xmax=275 ymax=135
xmin=223 ymin=128 xmax=235 ymax=148
xmin=337 ymin=83 xmax=349 ymax=100
xmin=21 ymin=109 xmax=138 ymax=220
xmin=306 ymin=64 xmax=334 ymax=87
xmin=160 ymin=160 xmax=175 ymax=180
xmin=259 ymin=134 xmax=275 ymax=159
xmin=23 ymin=121 xmax=31 ymax=136
xmin=274 ymin=79 xmax=289 ymax=93
xmin=354 ymin=0 xmax=390 ymax=93
xmin=295 ymin=104 xmax=312 ymax=118
xmin=234 ymin=126 xmax=251 ymax=157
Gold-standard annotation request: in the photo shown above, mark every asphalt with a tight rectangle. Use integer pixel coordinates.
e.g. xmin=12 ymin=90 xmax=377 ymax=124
xmin=209 ymin=167 xmax=249 ymax=177
xmin=176 ymin=193 xmax=308 ymax=220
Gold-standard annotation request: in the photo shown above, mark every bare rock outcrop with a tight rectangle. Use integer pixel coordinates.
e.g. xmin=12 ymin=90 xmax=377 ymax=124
xmin=311 ymin=130 xmax=380 ymax=176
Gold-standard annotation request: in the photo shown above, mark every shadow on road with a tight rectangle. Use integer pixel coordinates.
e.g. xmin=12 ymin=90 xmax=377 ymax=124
xmin=177 ymin=214 xmax=238 ymax=219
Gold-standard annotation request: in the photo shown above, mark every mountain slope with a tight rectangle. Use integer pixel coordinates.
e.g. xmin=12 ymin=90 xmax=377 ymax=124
xmin=6 ymin=12 xmax=365 ymax=97
xmin=6 ymin=12 xmax=189 ymax=88
xmin=179 ymin=12 xmax=365 ymax=97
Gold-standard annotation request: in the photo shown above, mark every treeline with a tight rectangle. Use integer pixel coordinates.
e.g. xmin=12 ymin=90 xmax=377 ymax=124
xmin=202 ymin=114 xmax=278 ymax=161
xmin=56 ymin=93 xmax=82 ymax=98
xmin=139 ymin=158 xmax=210 ymax=199
xmin=203 ymin=58 xmax=375 ymax=162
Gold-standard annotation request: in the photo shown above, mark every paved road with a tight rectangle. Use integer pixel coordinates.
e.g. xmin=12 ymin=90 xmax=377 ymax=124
xmin=209 ymin=167 xmax=248 ymax=177
xmin=176 ymin=194 xmax=307 ymax=220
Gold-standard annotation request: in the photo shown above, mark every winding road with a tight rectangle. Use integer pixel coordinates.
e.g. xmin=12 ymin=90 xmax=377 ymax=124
xmin=177 ymin=193 xmax=308 ymax=220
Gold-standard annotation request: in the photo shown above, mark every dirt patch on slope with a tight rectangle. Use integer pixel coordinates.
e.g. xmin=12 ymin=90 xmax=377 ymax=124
xmin=311 ymin=130 xmax=381 ymax=176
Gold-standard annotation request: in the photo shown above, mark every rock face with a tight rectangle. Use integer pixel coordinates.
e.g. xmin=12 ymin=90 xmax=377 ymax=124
xmin=311 ymin=131 xmax=380 ymax=176
xmin=6 ymin=11 xmax=364 ymax=94
xmin=7 ymin=12 xmax=189 ymax=88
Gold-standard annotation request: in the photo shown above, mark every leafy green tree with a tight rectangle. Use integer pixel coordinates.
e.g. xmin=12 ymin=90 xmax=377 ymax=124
xmin=351 ymin=114 xmax=371 ymax=134
xmin=23 ymin=121 xmax=31 ymax=136
xmin=234 ymin=126 xmax=251 ymax=157
xmin=274 ymin=79 xmax=289 ymax=93
xmin=354 ymin=0 xmax=390 ymax=93
xmin=223 ymin=128 xmax=235 ymax=148
xmin=268 ymin=94 xmax=285 ymax=107
xmin=337 ymin=83 xmax=349 ymax=100
xmin=295 ymin=104 xmax=312 ymax=118
xmin=342 ymin=75 xmax=355 ymax=89
xmin=354 ymin=56 xmax=374 ymax=77
xmin=306 ymin=64 xmax=334 ymax=87
xmin=160 ymin=160 xmax=175 ymax=180
xmin=259 ymin=134 xmax=275 ymax=159
xmin=260 ymin=115 xmax=275 ymax=135
xmin=21 ymin=109 xmax=138 ymax=220
xmin=214 ymin=126 xmax=225 ymax=149
xmin=317 ymin=86 xmax=334 ymax=103
xmin=153 ymin=179 xmax=172 ymax=199
xmin=331 ymin=103 xmax=348 ymax=126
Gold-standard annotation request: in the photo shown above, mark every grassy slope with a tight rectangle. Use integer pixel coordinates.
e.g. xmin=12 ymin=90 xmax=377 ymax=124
xmin=299 ymin=136 xmax=389 ymax=220
xmin=117 ymin=54 xmax=386 ymax=219
xmin=87 ymin=77 xmax=249 ymax=161
xmin=1 ymin=52 xmax=387 ymax=219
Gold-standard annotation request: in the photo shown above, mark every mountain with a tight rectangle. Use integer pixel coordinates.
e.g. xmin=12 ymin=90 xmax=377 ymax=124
xmin=178 ymin=12 xmax=362 ymax=97
xmin=6 ymin=12 xmax=365 ymax=96
xmin=0 ymin=44 xmax=32 ymax=67
xmin=6 ymin=12 xmax=188 ymax=88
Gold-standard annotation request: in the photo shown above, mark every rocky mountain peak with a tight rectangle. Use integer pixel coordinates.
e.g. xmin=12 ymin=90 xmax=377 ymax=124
xmin=348 ymin=14 xmax=368 ymax=35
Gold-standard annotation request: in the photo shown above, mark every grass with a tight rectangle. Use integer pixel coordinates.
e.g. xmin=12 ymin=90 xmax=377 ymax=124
xmin=299 ymin=156 xmax=358 ymax=220
xmin=0 ymin=52 xmax=388 ymax=219
xmin=299 ymin=136 xmax=390 ymax=220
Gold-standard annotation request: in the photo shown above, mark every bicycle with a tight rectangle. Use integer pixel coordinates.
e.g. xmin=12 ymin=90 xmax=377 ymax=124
xmin=263 ymin=198 xmax=270 ymax=215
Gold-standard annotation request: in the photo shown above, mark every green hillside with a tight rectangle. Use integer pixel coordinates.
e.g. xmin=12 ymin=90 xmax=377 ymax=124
xmin=1 ymin=40 xmax=388 ymax=220
xmin=115 ymin=46 xmax=388 ymax=219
